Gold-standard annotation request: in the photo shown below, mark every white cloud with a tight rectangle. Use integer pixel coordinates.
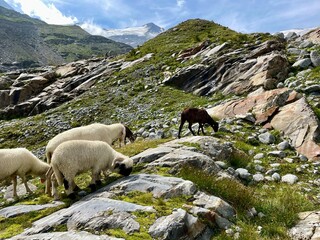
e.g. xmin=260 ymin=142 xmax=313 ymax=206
xmin=80 ymin=20 xmax=106 ymax=36
xmin=177 ymin=0 xmax=185 ymax=8
xmin=5 ymin=0 xmax=78 ymax=25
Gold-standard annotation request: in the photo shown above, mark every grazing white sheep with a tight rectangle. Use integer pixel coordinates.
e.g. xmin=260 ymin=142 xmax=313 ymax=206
xmin=0 ymin=148 xmax=50 ymax=198
xmin=47 ymin=140 xmax=133 ymax=199
xmin=45 ymin=123 xmax=135 ymax=164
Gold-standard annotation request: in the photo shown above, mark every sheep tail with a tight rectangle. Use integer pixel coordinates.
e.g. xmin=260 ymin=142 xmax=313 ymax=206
xmin=52 ymin=163 xmax=64 ymax=186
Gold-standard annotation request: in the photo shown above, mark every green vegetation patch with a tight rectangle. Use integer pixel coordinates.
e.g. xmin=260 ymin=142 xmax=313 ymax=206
xmin=0 ymin=205 xmax=65 ymax=239
xmin=179 ymin=166 xmax=316 ymax=239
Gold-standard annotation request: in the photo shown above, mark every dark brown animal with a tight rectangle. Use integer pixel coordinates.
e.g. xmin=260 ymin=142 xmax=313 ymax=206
xmin=178 ymin=108 xmax=219 ymax=138
xmin=125 ymin=125 xmax=136 ymax=143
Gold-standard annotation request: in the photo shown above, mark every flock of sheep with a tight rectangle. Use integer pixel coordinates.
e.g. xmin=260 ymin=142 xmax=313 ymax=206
xmin=1 ymin=107 xmax=219 ymax=200
xmin=0 ymin=123 xmax=135 ymax=200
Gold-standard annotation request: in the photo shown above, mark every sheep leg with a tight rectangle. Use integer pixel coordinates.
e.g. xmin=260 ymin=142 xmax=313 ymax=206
xmin=65 ymin=180 xmax=76 ymax=196
xmin=119 ymin=136 xmax=125 ymax=148
xmin=188 ymin=122 xmax=196 ymax=136
xmin=21 ymin=176 xmax=33 ymax=194
xmin=12 ymin=175 xmax=18 ymax=199
xmin=200 ymin=123 xmax=205 ymax=135
xmin=197 ymin=123 xmax=204 ymax=135
xmin=89 ymin=170 xmax=100 ymax=191
xmin=178 ymin=119 xmax=186 ymax=138
xmin=45 ymin=167 xmax=53 ymax=196
xmin=51 ymin=174 xmax=60 ymax=200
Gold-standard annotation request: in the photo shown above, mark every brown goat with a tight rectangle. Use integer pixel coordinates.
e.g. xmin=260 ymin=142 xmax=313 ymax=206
xmin=178 ymin=108 xmax=219 ymax=138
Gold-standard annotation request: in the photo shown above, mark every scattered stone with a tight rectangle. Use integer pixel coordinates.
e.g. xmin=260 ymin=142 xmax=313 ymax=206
xmin=292 ymin=58 xmax=312 ymax=69
xmin=253 ymin=174 xmax=264 ymax=182
xmin=277 ymin=141 xmax=291 ymax=150
xmin=258 ymin=132 xmax=275 ymax=144
xmin=254 ymin=153 xmax=264 ymax=159
xmin=281 ymin=174 xmax=298 ymax=184
xmin=235 ymin=168 xmax=252 ymax=180
xmin=148 ymin=208 xmax=208 ymax=239
xmin=271 ymin=173 xmax=281 ymax=182
xmin=310 ymin=50 xmax=320 ymax=67
xmin=268 ymin=151 xmax=286 ymax=158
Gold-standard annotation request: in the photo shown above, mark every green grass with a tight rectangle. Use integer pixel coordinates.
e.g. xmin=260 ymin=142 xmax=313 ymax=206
xmin=178 ymin=166 xmax=316 ymax=239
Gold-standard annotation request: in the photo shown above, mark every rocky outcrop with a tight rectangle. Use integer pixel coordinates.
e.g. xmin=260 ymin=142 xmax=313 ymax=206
xmin=163 ymin=39 xmax=289 ymax=96
xmin=208 ymin=88 xmax=320 ymax=160
xmin=208 ymin=88 xmax=301 ymax=124
xmin=271 ymin=98 xmax=320 ymax=160
xmin=0 ymin=55 xmax=151 ymax=119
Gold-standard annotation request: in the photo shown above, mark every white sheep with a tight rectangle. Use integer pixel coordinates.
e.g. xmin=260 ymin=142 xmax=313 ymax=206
xmin=0 ymin=148 xmax=50 ymax=198
xmin=47 ymin=140 xmax=133 ymax=199
xmin=45 ymin=123 xmax=135 ymax=164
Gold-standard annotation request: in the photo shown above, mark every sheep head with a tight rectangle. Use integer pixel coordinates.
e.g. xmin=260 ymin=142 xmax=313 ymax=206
xmin=113 ymin=157 xmax=133 ymax=176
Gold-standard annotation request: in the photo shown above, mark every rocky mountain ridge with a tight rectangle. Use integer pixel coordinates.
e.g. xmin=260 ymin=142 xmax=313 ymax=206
xmin=1 ymin=19 xmax=320 ymax=239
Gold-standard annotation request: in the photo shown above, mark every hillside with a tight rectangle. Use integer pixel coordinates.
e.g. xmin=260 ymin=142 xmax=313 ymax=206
xmin=0 ymin=6 xmax=132 ymax=71
xmin=1 ymin=19 xmax=320 ymax=239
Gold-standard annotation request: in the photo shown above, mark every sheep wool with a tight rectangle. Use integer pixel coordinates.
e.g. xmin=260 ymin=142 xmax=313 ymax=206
xmin=45 ymin=123 xmax=127 ymax=164
xmin=0 ymin=148 xmax=50 ymax=198
xmin=50 ymin=140 xmax=133 ymax=198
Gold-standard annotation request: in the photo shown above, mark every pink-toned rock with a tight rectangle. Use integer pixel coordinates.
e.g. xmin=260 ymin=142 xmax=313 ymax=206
xmin=208 ymin=88 xmax=320 ymax=160
xmin=208 ymin=88 xmax=300 ymax=124
xmin=271 ymin=98 xmax=320 ymax=160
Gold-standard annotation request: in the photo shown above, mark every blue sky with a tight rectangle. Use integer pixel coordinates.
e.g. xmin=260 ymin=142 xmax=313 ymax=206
xmin=4 ymin=0 xmax=320 ymax=33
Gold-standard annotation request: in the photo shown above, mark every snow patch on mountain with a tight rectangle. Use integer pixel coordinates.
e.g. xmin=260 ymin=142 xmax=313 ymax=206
xmin=81 ymin=22 xmax=164 ymax=47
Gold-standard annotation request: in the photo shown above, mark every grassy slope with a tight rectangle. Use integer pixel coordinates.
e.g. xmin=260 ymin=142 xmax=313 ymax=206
xmin=0 ymin=19 xmax=318 ymax=239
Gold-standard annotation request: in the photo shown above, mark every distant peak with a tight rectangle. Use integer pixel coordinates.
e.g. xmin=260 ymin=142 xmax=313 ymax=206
xmin=143 ymin=22 xmax=165 ymax=33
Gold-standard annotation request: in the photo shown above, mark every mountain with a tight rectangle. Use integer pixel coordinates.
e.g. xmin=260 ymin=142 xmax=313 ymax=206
xmin=1 ymin=19 xmax=320 ymax=240
xmin=0 ymin=6 xmax=132 ymax=71
xmin=81 ymin=22 xmax=165 ymax=47
xmin=0 ymin=0 xmax=12 ymax=10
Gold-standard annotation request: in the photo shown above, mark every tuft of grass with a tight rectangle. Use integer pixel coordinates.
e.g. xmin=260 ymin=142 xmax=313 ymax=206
xmin=179 ymin=165 xmax=255 ymax=211
xmin=228 ymin=146 xmax=252 ymax=169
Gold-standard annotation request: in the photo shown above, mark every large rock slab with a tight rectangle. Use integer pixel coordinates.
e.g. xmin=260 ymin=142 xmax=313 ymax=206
xmin=97 ymin=174 xmax=197 ymax=199
xmin=208 ymin=88 xmax=301 ymax=124
xmin=20 ymin=197 xmax=155 ymax=236
xmin=131 ymin=146 xmax=174 ymax=164
xmin=10 ymin=231 xmax=123 ymax=240
xmin=289 ymin=211 xmax=320 ymax=240
xmin=271 ymin=98 xmax=320 ymax=160
xmin=0 ymin=202 xmax=64 ymax=218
